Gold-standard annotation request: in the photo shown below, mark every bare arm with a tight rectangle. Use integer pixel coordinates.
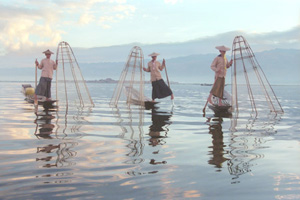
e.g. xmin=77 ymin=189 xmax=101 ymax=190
xmin=226 ymin=59 xmax=233 ymax=68
xmin=35 ymin=59 xmax=42 ymax=69
xmin=143 ymin=62 xmax=151 ymax=72
xmin=158 ymin=60 xmax=165 ymax=71
xmin=54 ymin=60 xmax=58 ymax=70
xmin=143 ymin=66 xmax=150 ymax=72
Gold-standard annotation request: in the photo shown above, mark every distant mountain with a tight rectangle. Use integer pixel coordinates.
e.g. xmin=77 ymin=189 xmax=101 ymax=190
xmin=78 ymin=48 xmax=300 ymax=85
xmin=5 ymin=48 xmax=299 ymax=85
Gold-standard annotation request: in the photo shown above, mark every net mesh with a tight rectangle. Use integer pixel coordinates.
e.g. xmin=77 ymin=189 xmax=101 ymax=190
xmin=231 ymin=36 xmax=283 ymax=116
xmin=230 ymin=36 xmax=283 ymax=131
xmin=55 ymin=41 xmax=94 ymax=108
xmin=110 ymin=46 xmax=148 ymax=107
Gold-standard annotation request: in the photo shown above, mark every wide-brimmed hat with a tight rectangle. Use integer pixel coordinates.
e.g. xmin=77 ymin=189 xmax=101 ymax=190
xmin=148 ymin=52 xmax=160 ymax=57
xmin=43 ymin=49 xmax=54 ymax=54
xmin=215 ymin=45 xmax=230 ymax=51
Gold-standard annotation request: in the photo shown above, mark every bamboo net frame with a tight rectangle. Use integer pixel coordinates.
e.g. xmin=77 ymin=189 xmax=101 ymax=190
xmin=55 ymin=41 xmax=94 ymax=108
xmin=110 ymin=46 xmax=147 ymax=107
xmin=231 ymin=36 xmax=283 ymax=116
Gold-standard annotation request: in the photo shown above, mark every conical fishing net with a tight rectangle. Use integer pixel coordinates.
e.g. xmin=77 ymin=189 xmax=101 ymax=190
xmin=230 ymin=36 xmax=283 ymax=131
xmin=110 ymin=46 xmax=148 ymax=107
xmin=55 ymin=41 xmax=94 ymax=108
xmin=231 ymin=36 xmax=283 ymax=116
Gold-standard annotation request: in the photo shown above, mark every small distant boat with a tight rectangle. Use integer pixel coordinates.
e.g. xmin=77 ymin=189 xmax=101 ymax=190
xmin=21 ymin=84 xmax=57 ymax=109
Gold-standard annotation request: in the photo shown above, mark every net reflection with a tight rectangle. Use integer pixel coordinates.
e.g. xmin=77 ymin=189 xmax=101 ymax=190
xmin=227 ymin=128 xmax=267 ymax=184
xmin=228 ymin=112 xmax=282 ymax=184
xmin=111 ymin=104 xmax=145 ymax=166
xmin=206 ymin=113 xmax=275 ymax=184
xmin=112 ymin=103 xmax=173 ymax=176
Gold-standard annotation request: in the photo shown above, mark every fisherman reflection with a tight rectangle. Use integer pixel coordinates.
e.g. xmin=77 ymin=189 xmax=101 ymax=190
xmin=34 ymin=109 xmax=58 ymax=168
xmin=34 ymin=109 xmax=55 ymax=139
xmin=148 ymin=109 xmax=172 ymax=166
xmin=34 ymin=109 xmax=77 ymax=169
xmin=207 ymin=116 xmax=229 ymax=172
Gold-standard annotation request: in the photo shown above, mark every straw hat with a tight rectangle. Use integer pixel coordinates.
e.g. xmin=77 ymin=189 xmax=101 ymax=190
xmin=215 ymin=45 xmax=230 ymax=51
xmin=148 ymin=52 xmax=160 ymax=57
xmin=43 ymin=49 xmax=54 ymax=54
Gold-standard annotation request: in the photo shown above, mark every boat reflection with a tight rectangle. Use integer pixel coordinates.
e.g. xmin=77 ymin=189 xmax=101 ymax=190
xmin=34 ymin=109 xmax=56 ymax=139
xmin=206 ymin=116 xmax=229 ymax=172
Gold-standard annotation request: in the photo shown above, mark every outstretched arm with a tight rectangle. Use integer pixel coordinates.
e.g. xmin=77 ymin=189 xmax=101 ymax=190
xmin=143 ymin=66 xmax=150 ymax=72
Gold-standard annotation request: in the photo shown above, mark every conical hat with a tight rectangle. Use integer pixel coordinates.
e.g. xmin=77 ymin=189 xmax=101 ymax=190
xmin=215 ymin=45 xmax=230 ymax=51
xmin=43 ymin=49 xmax=54 ymax=54
xmin=148 ymin=52 xmax=160 ymax=57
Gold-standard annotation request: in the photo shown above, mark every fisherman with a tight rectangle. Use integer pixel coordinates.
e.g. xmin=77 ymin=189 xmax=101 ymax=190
xmin=143 ymin=52 xmax=174 ymax=101
xmin=34 ymin=49 xmax=57 ymax=105
xmin=208 ymin=45 xmax=233 ymax=106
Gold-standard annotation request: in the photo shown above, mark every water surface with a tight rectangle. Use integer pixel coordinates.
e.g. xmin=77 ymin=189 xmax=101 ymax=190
xmin=0 ymin=82 xmax=300 ymax=200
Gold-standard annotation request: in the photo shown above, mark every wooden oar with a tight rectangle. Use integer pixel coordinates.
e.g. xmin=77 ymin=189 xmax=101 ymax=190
xmin=203 ymin=77 xmax=218 ymax=114
xmin=34 ymin=59 xmax=38 ymax=111
xmin=163 ymin=59 xmax=174 ymax=105
xmin=35 ymin=59 xmax=38 ymax=88
xmin=203 ymin=98 xmax=209 ymax=114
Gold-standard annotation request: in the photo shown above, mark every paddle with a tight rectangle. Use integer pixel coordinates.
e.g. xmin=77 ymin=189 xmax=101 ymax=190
xmin=34 ymin=59 xmax=38 ymax=110
xmin=203 ymin=77 xmax=218 ymax=114
xmin=163 ymin=59 xmax=174 ymax=105
xmin=35 ymin=58 xmax=38 ymax=88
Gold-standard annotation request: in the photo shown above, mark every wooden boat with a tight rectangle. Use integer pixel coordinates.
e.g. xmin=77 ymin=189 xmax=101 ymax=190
xmin=124 ymin=86 xmax=159 ymax=109
xmin=22 ymin=84 xmax=57 ymax=109
xmin=207 ymin=90 xmax=232 ymax=115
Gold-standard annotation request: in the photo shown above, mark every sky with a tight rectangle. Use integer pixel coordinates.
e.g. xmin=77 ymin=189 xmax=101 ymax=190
xmin=0 ymin=0 xmax=299 ymax=56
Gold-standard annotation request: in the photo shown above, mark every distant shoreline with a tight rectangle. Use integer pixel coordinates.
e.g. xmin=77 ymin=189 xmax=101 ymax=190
xmin=1 ymin=78 xmax=299 ymax=86
xmin=0 ymin=78 xmax=214 ymax=86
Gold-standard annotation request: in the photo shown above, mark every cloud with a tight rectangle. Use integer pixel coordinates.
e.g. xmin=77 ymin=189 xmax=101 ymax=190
xmin=164 ymin=0 xmax=182 ymax=4
xmin=78 ymin=13 xmax=96 ymax=25
xmin=0 ymin=3 xmax=63 ymax=53
xmin=96 ymin=3 xmax=136 ymax=28
xmin=0 ymin=0 xmax=136 ymax=54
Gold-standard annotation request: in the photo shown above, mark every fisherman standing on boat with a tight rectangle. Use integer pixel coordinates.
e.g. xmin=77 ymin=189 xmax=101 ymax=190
xmin=208 ymin=45 xmax=233 ymax=106
xmin=34 ymin=49 xmax=57 ymax=105
xmin=143 ymin=52 xmax=174 ymax=102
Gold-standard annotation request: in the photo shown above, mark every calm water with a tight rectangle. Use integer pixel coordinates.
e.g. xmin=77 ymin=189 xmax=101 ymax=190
xmin=0 ymin=82 xmax=300 ymax=200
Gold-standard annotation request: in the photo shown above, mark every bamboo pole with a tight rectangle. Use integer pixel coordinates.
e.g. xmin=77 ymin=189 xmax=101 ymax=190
xmin=163 ymin=59 xmax=174 ymax=105
xmin=35 ymin=59 xmax=38 ymax=88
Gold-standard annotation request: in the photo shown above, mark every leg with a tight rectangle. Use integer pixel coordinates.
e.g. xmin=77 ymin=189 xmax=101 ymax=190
xmin=218 ymin=98 xmax=222 ymax=106
xmin=34 ymin=94 xmax=38 ymax=105
xmin=207 ymin=93 xmax=213 ymax=104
